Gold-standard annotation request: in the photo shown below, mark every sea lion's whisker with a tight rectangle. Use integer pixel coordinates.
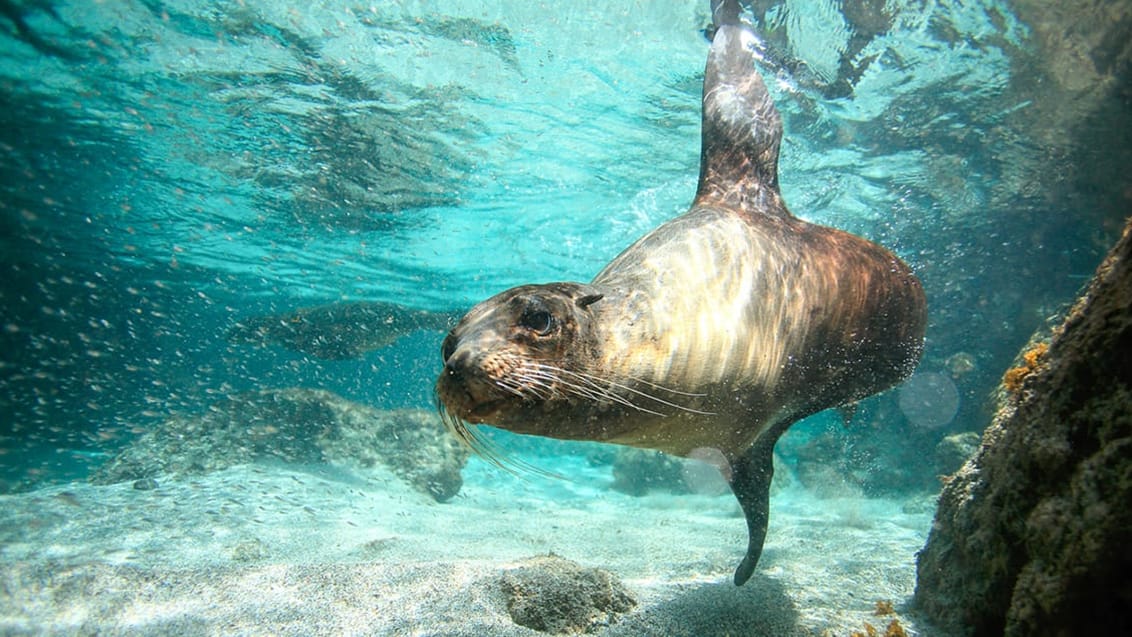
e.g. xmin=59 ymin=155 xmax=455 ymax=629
xmin=532 ymin=363 xmax=717 ymax=416
xmin=508 ymin=370 xmax=558 ymax=393
xmin=614 ymin=374 xmax=710 ymax=398
xmin=530 ymin=362 xmax=709 ymax=399
xmin=517 ymin=367 xmax=600 ymax=398
xmin=435 ymin=397 xmax=562 ymax=480
xmin=496 ymin=375 xmax=550 ymax=401
xmin=504 ymin=372 xmax=575 ymax=404
xmin=527 ymin=363 xmax=672 ymax=415
xmin=531 ymin=362 xmax=710 ymax=399
xmin=569 ymin=381 xmax=666 ymax=415
xmin=576 ymin=373 xmax=717 ymax=416
xmin=518 ymin=369 xmax=609 ymax=403
xmin=523 ymin=364 xmax=665 ymax=413
xmin=492 ymin=377 xmax=525 ymax=397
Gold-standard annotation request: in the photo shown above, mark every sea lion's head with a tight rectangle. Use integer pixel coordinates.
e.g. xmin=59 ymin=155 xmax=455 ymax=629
xmin=435 ymin=282 xmax=605 ymax=456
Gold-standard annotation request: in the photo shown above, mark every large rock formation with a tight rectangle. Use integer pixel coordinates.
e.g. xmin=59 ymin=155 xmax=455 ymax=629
xmin=91 ymin=388 xmax=469 ymax=502
xmin=914 ymin=220 xmax=1132 ymax=635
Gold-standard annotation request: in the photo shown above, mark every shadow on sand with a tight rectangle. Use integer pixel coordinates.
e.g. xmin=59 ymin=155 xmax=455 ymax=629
xmin=607 ymin=573 xmax=802 ymax=636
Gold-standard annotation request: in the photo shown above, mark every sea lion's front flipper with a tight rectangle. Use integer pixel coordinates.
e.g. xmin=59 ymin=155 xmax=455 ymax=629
xmin=697 ymin=0 xmax=787 ymax=217
xmin=729 ymin=432 xmax=777 ymax=586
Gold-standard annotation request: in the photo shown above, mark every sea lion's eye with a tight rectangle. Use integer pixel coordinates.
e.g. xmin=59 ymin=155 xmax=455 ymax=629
xmin=519 ymin=310 xmax=555 ymax=336
xmin=440 ymin=333 xmax=456 ymax=362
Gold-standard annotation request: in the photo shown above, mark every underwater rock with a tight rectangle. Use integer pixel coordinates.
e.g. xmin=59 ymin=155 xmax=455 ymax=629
xmin=609 ymin=447 xmax=784 ymax=497
xmin=131 ymin=477 xmax=158 ymax=491
xmin=228 ymin=301 xmax=459 ymax=360
xmin=914 ymin=220 xmax=1132 ymax=636
xmin=932 ymin=432 xmax=981 ymax=478
xmin=230 ymin=538 xmax=270 ymax=563
xmin=610 ymin=448 xmax=690 ymax=496
xmin=791 ymin=428 xmax=924 ymax=498
xmin=943 ymin=351 xmax=977 ymax=379
xmin=91 ymin=388 xmax=469 ymax=502
xmin=319 ymin=405 xmax=468 ymax=502
xmin=498 ymin=555 xmax=636 ymax=634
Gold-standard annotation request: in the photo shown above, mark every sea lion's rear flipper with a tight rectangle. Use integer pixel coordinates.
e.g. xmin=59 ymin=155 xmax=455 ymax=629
xmin=729 ymin=432 xmax=777 ymax=586
xmin=696 ymin=0 xmax=787 ymax=217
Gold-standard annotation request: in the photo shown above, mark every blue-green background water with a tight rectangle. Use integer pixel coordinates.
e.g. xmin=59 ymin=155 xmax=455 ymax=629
xmin=1 ymin=0 xmax=1129 ymax=492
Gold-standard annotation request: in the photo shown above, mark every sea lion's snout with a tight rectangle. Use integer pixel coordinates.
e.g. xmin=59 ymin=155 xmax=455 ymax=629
xmin=437 ymin=335 xmax=506 ymax=423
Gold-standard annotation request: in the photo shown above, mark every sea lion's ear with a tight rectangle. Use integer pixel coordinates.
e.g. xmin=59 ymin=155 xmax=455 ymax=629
xmin=575 ymin=293 xmax=604 ymax=309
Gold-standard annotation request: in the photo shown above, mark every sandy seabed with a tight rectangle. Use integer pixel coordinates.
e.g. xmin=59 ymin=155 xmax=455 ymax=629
xmin=0 ymin=455 xmax=938 ymax=636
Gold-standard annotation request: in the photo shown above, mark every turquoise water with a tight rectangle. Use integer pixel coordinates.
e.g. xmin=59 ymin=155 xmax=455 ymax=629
xmin=0 ymin=0 xmax=1129 ymax=632
xmin=1 ymin=0 xmax=1126 ymax=496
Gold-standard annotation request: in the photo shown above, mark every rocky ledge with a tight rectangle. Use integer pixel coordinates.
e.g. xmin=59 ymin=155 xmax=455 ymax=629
xmin=914 ymin=221 xmax=1132 ymax=635
xmin=91 ymin=388 xmax=469 ymax=502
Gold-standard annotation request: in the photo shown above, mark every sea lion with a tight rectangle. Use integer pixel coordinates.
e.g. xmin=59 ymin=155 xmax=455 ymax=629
xmin=435 ymin=0 xmax=926 ymax=586
xmin=229 ymin=301 xmax=459 ymax=360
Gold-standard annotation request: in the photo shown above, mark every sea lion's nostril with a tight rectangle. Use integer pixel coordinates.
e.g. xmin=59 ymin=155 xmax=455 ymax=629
xmin=445 ymin=363 xmax=462 ymax=380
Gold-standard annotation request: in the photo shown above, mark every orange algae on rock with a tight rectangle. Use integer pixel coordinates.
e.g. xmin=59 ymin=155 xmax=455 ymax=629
xmin=1003 ymin=341 xmax=1049 ymax=393
xmin=849 ymin=617 xmax=906 ymax=637
xmin=1023 ymin=341 xmax=1048 ymax=367
xmin=883 ymin=618 xmax=908 ymax=637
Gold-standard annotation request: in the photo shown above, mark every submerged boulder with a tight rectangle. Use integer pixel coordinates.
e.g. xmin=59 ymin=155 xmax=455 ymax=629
xmin=609 ymin=446 xmax=781 ymax=497
xmin=610 ymin=448 xmax=690 ymax=496
xmin=91 ymin=388 xmax=469 ymax=502
xmin=499 ymin=555 xmax=636 ymax=634
xmin=932 ymin=431 xmax=981 ymax=478
xmin=914 ymin=221 xmax=1132 ymax=635
xmin=227 ymin=301 xmax=459 ymax=360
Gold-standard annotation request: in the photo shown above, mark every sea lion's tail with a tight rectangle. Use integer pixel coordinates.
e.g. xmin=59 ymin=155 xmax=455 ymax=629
xmin=696 ymin=0 xmax=788 ymax=218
